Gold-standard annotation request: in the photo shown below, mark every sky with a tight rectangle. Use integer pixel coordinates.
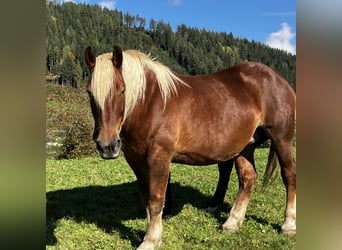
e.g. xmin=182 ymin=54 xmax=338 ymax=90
xmin=59 ymin=0 xmax=296 ymax=55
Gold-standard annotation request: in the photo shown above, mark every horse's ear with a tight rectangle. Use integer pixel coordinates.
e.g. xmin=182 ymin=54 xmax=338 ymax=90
xmin=112 ymin=45 xmax=123 ymax=68
xmin=85 ymin=46 xmax=96 ymax=69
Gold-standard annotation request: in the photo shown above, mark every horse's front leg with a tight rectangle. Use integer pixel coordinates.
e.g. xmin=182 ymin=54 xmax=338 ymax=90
xmin=137 ymin=146 xmax=171 ymax=250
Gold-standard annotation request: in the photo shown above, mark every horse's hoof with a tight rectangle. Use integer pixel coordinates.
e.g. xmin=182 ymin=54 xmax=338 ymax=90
xmin=281 ymin=227 xmax=296 ymax=235
xmin=281 ymin=221 xmax=296 ymax=235
xmin=137 ymin=240 xmax=162 ymax=250
xmin=206 ymin=205 xmax=218 ymax=213
xmin=222 ymin=225 xmax=238 ymax=234
xmin=137 ymin=242 xmax=155 ymax=250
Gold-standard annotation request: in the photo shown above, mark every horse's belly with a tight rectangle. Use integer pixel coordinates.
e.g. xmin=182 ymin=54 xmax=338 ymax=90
xmin=172 ymin=150 xmax=237 ymax=166
xmin=173 ymin=128 xmax=254 ymax=165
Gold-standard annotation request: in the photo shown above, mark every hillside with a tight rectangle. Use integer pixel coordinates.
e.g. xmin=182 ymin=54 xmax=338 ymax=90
xmin=46 ymin=2 xmax=296 ymax=89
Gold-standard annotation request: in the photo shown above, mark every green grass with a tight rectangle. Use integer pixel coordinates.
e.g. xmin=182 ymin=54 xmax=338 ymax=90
xmin=46 ymin=148 xmax=296 ymax=249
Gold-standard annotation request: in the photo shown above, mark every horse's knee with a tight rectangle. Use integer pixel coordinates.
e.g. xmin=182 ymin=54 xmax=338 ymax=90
xmin=243 ymin=169 xmax=257 ymax=191
xmin=148 ymin=194 xmax=165 ymax=215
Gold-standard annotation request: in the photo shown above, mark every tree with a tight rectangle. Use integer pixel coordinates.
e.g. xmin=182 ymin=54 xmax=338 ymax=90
xmin=59 ymin=45 xmax=82 ymax=87
xmin=46 ymin=2 xmax=296 ymax=89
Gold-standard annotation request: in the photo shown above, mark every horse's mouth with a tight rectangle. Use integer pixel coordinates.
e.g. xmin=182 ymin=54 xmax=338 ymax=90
xmin=99 ymin=150 xmax=120 ymax=159
xmin=96 ymin=139 xmax=122 ymax=159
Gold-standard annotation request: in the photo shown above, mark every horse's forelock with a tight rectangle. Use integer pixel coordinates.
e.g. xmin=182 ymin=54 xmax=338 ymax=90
xmin=91 ymin=53 xmax=115 ymax=110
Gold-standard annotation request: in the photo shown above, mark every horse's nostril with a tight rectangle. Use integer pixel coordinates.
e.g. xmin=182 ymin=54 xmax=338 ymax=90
xmin=95 ymin=140 xmax=103 ymax=151
xmin=108 ymin=143 xmax=115 ymax=151
xmin=109 ymin=138 xmax=121 ymax=150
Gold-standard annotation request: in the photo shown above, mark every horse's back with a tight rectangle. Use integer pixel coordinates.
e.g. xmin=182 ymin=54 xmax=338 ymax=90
xmin=177 ymin=61 xmax=295 ymax=119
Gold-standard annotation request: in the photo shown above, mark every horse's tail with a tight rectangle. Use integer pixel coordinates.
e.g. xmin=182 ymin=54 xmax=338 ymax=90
xmin=262 ymin=143 xmax=278 ymax=190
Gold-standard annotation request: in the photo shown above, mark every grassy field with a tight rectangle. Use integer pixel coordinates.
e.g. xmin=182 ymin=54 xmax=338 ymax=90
xmin=46 ymin=148 xmax=295 ymax=249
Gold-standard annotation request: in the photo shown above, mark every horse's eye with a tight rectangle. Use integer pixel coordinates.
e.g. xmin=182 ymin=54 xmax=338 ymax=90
xmin=120 ymin=89 xmax=125 ymax=95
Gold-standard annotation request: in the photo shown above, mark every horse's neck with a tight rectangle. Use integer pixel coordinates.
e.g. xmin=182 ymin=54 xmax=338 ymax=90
xmin=122 ymin=77 xmax=164 ymax=134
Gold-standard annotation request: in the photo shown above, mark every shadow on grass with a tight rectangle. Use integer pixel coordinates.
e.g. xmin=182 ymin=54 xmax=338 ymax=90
xmin=245 ymin=215 xmax=282 ymax=233
xmin=46 ymin=181 xmax=218 ymax=248
xmin=46 ymin=181 xmax=280 ymax=248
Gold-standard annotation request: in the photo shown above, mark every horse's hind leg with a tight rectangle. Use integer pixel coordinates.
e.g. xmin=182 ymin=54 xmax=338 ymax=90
xmin=272 ymin=139 xmax=296 ymax=234
xmin=222 ymin=145 xmax=256 ymax=233
xmin=207 ymin=160 xmax=234 ymax=212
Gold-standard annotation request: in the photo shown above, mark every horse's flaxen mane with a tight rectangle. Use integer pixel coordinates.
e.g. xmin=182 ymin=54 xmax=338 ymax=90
xmin=91 ymin=50 xmax=187 ymax=119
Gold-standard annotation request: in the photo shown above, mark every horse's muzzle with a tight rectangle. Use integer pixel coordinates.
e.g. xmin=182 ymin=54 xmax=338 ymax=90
xmin=95 ymin=138 xmax=122 ymax=159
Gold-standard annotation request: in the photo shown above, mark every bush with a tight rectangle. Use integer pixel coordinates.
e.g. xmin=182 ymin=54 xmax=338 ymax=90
xmin=58 ymin=112 xmax=95 ymax=159
xmin=46 ymin=83 xmax=97 ymax=159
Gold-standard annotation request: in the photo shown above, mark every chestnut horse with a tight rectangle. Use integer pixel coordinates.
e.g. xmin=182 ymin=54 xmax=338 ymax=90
xmin=85 ymin=45 xmax=296 ymax=250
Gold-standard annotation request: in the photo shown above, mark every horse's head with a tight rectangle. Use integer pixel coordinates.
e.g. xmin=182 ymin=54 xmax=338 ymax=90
xmin=85 ymin=45 xmax=126 ymax=159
